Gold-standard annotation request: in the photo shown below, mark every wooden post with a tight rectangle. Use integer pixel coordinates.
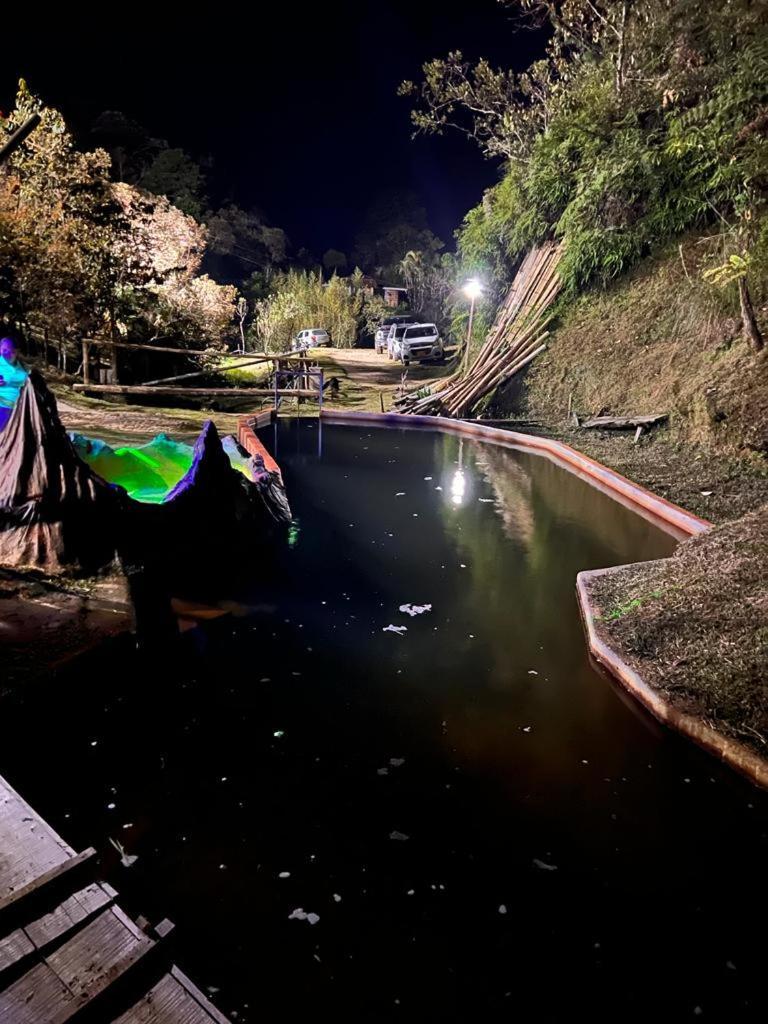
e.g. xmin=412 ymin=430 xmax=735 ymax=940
xmin=318 ymin=370 xmax=324 ymax=412
xmin=82 ymin=340 xmax=91 ymax=386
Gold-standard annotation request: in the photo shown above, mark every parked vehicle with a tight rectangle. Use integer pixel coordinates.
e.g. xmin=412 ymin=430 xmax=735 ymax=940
xmin=386 ymin=322 xmax=416 ymax=360
xmin=292 ymin=328 xmax=330 ymax=352
xmin=374 ymin=316 xmax=413 ymax=354
xmin=391 ymin=323 xmax=443 ymax=365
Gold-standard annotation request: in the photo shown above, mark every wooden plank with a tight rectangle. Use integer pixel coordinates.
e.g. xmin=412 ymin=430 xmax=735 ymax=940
xmin=142 ymin=357 xmax=271 ymax=388
xmin=83 ymin=340 xmax=299 ymax=360
xmin=82 ymin=340 xmax=221 ymax=357
xmin=72 ymin=384 xmax=318 ymax=398
xmin=0 ymin=773 xmax=76 ymax=911
xmin=112 ymin=967 xmax=231 ymax=1024
xmin=0 ymin=905 xmax=155 ymax=1022
xmin=0 ymin=882 xmax=116 ymax=976
xmin=0 ymin=848 xmax=96 ymax=915
xmin=24 ymin=881 xmax=115 ymax=950
xmin=0 ymin=927 xmax=34 ymax=973
xmin=0 ymin=962 xmax=73 ymax=1024
xmin=581 ymin=413 xmax=668 ymax=430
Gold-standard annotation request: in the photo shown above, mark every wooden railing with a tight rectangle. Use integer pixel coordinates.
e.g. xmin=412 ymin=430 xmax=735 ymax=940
xmin=74 ymin=339 xmax=325 ymax=413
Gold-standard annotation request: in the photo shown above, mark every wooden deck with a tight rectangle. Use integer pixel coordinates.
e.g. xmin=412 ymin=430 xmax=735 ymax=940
xmin=0 ymin=772 xmax=231 ymax=1023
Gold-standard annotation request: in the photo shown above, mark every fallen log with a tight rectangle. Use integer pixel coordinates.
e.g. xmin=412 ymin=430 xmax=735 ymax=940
xmin=580 ymin=414 xmax=668 ymax=431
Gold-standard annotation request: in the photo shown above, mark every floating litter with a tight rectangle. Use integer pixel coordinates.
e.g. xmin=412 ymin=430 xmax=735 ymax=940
xmin=109 ymin=837 xmax=137 ymax=868
xmin=279 ymin=872 xmax=291 ymax=879
xmin=389 ymin=831 xmax=409 ymax=841
xmin=498 ymin=904 xmax=507 ymax=915
xmin=289 ymin=908 xmax=320 ymax=925
xmin=383 ymin=625 xmax=408 ymax=635
xmin=533 ymin=858 xmax=558 ymax=872
xmin=399 ymin=603 xmax=432 ymax=617
xmin=389 ymin=757 xmax=405 ymax=767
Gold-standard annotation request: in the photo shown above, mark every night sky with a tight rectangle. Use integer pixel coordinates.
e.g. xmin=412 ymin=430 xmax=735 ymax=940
xmin=2 ymin=2 xmax=545 ymax=255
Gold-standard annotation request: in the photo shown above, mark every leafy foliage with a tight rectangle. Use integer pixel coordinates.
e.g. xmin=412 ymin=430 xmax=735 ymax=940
xmin=0 ymin=82 xmax=237 ymax=347
xmin=404 ymin=1 xmax=768 ymax=295
xmin=254 ymin=270 xmax=366 ymax=351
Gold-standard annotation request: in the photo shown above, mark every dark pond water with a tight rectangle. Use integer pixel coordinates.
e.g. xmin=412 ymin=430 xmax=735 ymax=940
xmin=1 ymin=420 xmax=766 ymax=1022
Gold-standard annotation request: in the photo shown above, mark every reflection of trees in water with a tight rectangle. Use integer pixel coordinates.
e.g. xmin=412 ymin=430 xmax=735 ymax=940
xmin=433 ymin=436 xmax=676 ymax=775
xmin=475 ymin=447 xmax=535 ymax=549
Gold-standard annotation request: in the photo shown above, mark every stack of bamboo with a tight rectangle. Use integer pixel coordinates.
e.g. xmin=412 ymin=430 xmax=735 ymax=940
xmin=396 ymin=242 xmax=564 ymax=418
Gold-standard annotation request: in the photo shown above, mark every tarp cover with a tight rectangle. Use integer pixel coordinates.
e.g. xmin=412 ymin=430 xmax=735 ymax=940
xmin=0 ymin=372 xmax=121 ymax=573
xmin=0 ymin=373 xmax=292 ymax=579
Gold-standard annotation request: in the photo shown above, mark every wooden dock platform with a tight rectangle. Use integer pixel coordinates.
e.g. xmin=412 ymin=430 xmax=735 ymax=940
xmin=0 ymin=772 xmax=230 ymax=1023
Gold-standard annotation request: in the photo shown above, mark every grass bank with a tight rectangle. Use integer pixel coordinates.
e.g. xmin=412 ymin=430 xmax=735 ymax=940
xmin=586 ymin=505 xmax=768 ymax=761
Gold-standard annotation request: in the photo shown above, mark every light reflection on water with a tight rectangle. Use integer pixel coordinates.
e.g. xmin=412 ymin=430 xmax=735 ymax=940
xmin=0 ymin=421 xmax=764 ymax=1023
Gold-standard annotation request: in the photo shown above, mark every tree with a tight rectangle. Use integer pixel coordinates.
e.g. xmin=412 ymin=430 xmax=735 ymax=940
xmin=111 ymin=182 xmax=237 ymax=344
xmin=254 ymin=270 xmax=363 ymax=352
xmin=0 ymin=82 xmax=237 ymax=350
xmin=399 ymin=249 xmax=457 ymax=330
xmin=206 ymin=204 xmax=288 ymax=281
xmin=401 ymin=0 xmax=768 ymax=317
xmin=323 ymin=248 xmax=348 ymax=274
xmin=0 ymin=81 xmax=129 ymax=342
xmin=90 ymin=110 xmax=164 ymax=183
xmin=352 ymin=190 xmax=445 ymax=281
xmin=139 ymin=148 xmax=206 ymax=219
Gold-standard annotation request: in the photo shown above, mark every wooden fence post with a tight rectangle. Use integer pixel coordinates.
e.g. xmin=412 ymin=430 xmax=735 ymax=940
xmin=82 ymin=340 xmax=91 ymax=386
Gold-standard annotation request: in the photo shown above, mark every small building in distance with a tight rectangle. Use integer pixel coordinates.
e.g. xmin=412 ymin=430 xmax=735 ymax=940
xmin=382 ymin=286 xmax=408 ymax=308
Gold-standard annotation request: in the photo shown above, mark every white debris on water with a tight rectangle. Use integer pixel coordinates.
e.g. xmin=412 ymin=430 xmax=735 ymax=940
xmin=109 ymin=837 xmax=137 ymax=868
xmin=333 ymin=894 xmax=342 ymax=903
xmin=400 ymin=603 xmax=432 ymax=617
xmin=533 ymin=858 xmax=558 ymax=871
xmin=289 ymin=908 xmax=320 ymax=925
xmin=389 ymin=831 xmax=409 ymax=841
xmin=278 ymin=872 xmax=291 ymax=879
xmin=498 ymin=904 xmax=507 ymax=914
xmin=383 ymin=625 xmax=408 ymax=634
xmin=528 ymin=670 xmax=538 ymax=675
xmin=377 ymin=768 xmax=389 ymax=776
xmin=389 ymin=757 xmax=405 ymax=767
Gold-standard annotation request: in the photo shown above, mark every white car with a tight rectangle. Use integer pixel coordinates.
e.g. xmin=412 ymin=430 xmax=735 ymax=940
xmin=386 ymin=322 xmax=417 ymax=360
xmin=375 ymin=316 xmax=413 ymax=354
xmin=292 ymin=328 xmax=330 ymax=352
xmin=391 ymin=323 xmax=443 ymax=365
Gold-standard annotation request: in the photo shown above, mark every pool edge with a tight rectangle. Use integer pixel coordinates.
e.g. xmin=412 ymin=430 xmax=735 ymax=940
xmin=320 ymin=409 xmax=768 ymax=788
xmin=576 ymin=567 xmax=768 ymax=791
xmin=319 ymin=410 xmax=710 ymax=539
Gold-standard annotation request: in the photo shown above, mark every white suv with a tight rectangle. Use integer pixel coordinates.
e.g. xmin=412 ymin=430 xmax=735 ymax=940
xmin=292 ymin=328 xmax=330 ymax=352
xmin=375 ymin=316 xmax=413 ymax=354
xmin=391 ymin=323 xmax=443 ymax=365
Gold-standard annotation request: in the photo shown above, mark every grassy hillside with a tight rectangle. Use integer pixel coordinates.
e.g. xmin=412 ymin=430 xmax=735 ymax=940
xmin=520 ymin=241 xmax=768 ymax=456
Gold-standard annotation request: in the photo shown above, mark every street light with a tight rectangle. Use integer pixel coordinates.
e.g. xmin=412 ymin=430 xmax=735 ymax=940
xmin=461 ymin=279 xmax=483 ymax=374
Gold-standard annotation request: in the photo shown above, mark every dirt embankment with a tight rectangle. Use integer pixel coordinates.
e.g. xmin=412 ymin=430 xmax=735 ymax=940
xmin=519 ymin=242 xmax=768 ymax=457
